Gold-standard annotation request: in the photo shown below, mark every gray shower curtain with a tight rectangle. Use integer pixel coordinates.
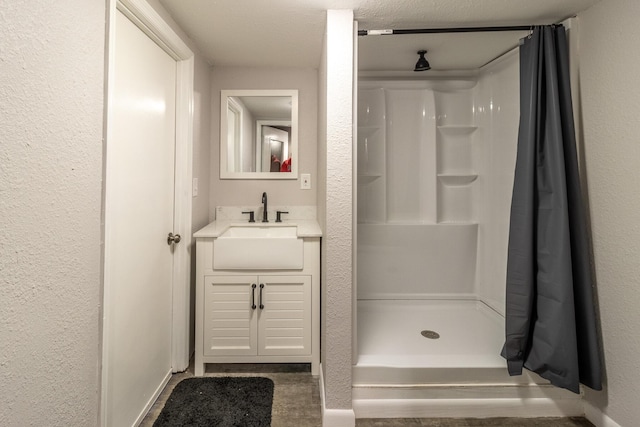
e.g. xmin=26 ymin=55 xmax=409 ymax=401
xmin=502 ymin=25 xmax=602 ymax=394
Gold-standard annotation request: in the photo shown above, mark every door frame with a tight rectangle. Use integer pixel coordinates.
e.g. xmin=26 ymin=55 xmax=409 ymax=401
xmin=101 ymin=0 xmax=193 ymax=423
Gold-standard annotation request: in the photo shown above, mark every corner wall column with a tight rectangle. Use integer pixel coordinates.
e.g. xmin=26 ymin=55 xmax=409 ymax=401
xmin=319 ymin=8 xmax=356 ymax=427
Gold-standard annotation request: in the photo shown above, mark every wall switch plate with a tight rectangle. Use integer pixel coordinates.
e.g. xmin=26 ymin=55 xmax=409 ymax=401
xmin=192 ymin=178 xmax=198 ymax=197
xmin=300 ymin=173 xmax=311 ymax=190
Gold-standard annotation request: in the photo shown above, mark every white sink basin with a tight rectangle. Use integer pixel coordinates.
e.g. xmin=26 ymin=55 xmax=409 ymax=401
xmin=220 ymin=225 xmax=298 ymax=238
xmin=213 ymin=225 xmax=304 ymax=270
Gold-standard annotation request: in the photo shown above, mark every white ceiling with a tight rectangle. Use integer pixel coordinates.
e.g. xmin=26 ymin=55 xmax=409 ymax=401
xmin=235 ymin=96 xmax=292 ymax=120
xmin=159 ymin=0 xmax=599 ymax=71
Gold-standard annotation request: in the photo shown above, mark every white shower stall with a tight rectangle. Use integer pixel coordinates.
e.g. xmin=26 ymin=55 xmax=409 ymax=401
xmin=353 ymin=50 xmax=582 ymax=417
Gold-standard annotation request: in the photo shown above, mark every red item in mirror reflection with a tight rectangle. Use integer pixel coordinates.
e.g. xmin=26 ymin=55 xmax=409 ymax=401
xmin=280 ymin=157 xmax=291 ymax=172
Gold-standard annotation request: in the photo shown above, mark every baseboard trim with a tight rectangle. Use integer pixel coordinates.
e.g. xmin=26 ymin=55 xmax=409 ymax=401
xmin=353 ymin=396 xmax=584 ymax=419
xmin=135 ymin=369 xmax=172 ymax=426
xmin=319 ymin=363 xmax=356 ymax=427
xmin=584 ymin=401 xmax=623 ymax=427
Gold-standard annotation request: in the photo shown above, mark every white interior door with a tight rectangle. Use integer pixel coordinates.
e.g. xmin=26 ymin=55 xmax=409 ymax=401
xmin=103 ymin=9 xmax=177 ymax=426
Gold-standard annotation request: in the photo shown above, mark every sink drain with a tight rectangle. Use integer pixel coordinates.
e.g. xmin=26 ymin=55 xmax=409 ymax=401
xmin=421 ymin=330 xmax=440 ymax=339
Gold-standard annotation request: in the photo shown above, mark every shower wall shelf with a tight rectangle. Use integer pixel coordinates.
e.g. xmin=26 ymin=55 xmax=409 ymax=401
xmin=437 ymin=174 xmax=478 ymax=186
xmin=434 ymin=87 xmax=477 ymax=224
xmin=358 ymin=126 xmax=381 ymax=136
xmin=358 ymin=174 xmax=382 ymax=184
xmin=358 ymin=87 xmax=387 ymax=224
xmin=437 ymin=125 xmax=478 ymax=135
xmin=438 ymin=220 xmax=479 ymax=224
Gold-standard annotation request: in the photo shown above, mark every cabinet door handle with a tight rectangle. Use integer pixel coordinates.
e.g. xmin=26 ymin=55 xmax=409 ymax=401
xmin=251 ymin=283 xmax=257 ymax=310
xmin=259 ymin=283 xmax=264 ymax=309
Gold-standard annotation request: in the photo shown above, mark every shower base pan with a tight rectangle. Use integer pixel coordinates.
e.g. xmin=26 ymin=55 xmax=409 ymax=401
xmin=353 ymin=299 xmax=582 ymax=418
xmin=358 ymin=299 xmax=503 ymax=370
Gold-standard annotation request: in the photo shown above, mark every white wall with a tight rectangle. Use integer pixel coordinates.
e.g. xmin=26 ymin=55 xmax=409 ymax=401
xmin=209 ymin=67 xmax=318 ymax=216
xmin=189 ymin=54 xmax=212 ymax=352
xmin=577 ymin=0 xmax=640 ymax=425
xmin=474 ymin=50 xmax=520 ymax=314
xmin=191 ymin=55 xmax=213 ymax=241
xmin=317 ymin=7 xmax=329 ymax=385
xmin=0 ymin=1 xmax=105 ymax=425
xmin=358 ymin=224 xmax=478 ymax=299
xmin=320 ymin=9 xmax=355 ymax=417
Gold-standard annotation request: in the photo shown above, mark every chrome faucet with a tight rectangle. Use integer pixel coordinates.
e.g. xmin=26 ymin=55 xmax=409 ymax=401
xmin=261 ymin=192 xmax=268 ymax=222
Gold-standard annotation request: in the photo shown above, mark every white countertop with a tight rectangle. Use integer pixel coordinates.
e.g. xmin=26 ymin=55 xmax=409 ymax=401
xmin=193 ymin=219 xmax=322 ymax=239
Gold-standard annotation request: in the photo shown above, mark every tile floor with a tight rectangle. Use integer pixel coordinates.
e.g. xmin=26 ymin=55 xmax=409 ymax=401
xmin=354 ymin=419 xmax=594 ymax=427
xmin=141 ymin=364 xmax=594 ymax=427
xmin=141 ymin=363 xmax=321 ymax=427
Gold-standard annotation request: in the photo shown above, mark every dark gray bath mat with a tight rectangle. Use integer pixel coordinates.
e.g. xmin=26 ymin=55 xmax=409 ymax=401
xmin=153 ymin=377 xmax=274 ymax=427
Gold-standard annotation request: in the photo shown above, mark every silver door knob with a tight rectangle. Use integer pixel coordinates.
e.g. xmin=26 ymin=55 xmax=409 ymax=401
xmin=167 ymin=232 xmax=181 ymax=245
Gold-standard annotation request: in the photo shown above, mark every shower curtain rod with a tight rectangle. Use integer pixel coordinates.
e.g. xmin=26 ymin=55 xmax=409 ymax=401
xmin=358 ymin=25 xmax=533 ymax=36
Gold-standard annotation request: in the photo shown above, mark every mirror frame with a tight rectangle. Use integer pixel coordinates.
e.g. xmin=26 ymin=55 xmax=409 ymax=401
xmin=220 ymin=89 xmax=299 ymax=179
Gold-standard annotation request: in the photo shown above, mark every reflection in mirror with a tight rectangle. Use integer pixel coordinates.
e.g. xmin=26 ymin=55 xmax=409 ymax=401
xmin=220 ymin=90 xmax=298 ymax=179
xmin=259 ymin=121 xmax=291 ymax=172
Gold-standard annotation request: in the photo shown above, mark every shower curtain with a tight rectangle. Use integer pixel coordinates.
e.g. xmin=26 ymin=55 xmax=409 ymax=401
xmin=502 ymin=25 xmax=602 ymax=394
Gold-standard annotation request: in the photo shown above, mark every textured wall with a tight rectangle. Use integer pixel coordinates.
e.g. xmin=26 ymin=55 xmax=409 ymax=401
xmin=321 ymin=9 xmax=355 ymax=411
xmin=209 ymin=66 xmax=318 ymax=217
xmin=577 ymin=0 xmax=640 ymax=425
xmin=0 ymin=1 xmax=105 ymax=426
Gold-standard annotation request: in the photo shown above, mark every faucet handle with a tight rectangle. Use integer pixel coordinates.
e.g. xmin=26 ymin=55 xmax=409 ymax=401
xmin=275 ymin=211 xmax=289 ymax=223
xmin=242 ymin=211 xmax=255 ymax=223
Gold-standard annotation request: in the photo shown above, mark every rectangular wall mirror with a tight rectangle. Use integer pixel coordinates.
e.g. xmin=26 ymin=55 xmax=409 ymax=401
xmin=220 ymin=89 xmax=298 ymax=179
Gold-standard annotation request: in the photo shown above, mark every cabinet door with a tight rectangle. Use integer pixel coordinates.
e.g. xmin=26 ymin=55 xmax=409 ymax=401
xmin=257 ymin=275 xmax=311 ymax=356
xmin=203 ymin=276 xmax=258 ymax=356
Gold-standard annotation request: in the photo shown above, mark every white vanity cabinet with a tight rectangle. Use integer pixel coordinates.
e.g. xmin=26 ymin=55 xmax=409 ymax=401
xmin=203 ymin=275 xmax=311 ymax=357
xmin=193 ymin=219 xmax=320 ymax=376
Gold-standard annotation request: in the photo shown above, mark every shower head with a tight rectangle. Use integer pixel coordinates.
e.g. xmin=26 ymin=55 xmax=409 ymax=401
xmin=414 ymin=50 xmax=431 ymax=71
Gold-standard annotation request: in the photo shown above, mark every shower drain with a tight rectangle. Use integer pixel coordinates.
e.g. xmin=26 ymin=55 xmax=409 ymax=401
xmin=421 ymin=330 xmax=440 ymax=339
